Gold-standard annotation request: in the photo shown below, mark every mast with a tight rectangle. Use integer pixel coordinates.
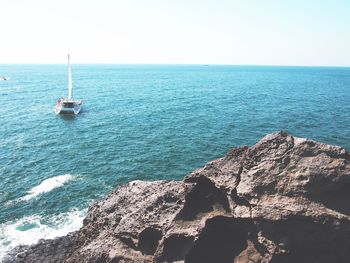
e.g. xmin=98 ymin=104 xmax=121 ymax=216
xmin=68 ymin=54 xmax=73 ymax=99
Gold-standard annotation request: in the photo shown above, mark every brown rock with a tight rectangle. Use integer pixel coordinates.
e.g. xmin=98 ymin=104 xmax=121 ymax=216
xmin=4 ymin=131 xmax=350 ymax=263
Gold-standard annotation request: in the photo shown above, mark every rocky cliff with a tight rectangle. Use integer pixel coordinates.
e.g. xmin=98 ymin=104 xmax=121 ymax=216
xmin=5 ymin=131 xmax=350 ymax=263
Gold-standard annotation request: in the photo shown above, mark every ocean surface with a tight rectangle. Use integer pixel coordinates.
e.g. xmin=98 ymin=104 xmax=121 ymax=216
xmin=0 ymin=64 xmax=350 ymax=257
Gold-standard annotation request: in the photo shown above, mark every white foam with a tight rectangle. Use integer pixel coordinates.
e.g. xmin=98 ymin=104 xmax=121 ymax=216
xmin=0 ymin=208 xmax=87 ymax=260
xmin=20 ymin=174 xmax=74 ymax=201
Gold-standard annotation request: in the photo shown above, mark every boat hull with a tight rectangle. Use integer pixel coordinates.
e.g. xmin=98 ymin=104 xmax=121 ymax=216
xmin=55 ymin=100 xmax=83 ymax=115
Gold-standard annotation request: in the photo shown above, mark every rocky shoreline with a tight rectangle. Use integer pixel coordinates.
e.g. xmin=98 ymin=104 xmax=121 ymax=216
xmin=4 ymin=131 xmax=350 ymax=263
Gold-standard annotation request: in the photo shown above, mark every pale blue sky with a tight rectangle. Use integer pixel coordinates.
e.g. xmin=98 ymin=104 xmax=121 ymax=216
xmin=1 ymin=0 xmax=349 ymax=65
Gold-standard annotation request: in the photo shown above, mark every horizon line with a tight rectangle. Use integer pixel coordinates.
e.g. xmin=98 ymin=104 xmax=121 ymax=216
xmin=0 ymin=63 xmax=349 ymax=68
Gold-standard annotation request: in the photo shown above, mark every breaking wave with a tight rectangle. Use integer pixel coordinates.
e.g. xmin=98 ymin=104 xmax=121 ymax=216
xmin=0 ymin=208 xmax=86 ymax=259
xmin=19 ymin=174 xmax=74 ymax=201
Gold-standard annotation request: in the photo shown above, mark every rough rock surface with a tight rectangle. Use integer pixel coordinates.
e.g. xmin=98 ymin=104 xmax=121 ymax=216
xmin=4 ymin=131 xmax=350 ymax=263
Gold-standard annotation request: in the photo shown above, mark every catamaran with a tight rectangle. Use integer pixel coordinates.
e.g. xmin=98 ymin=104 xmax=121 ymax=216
xmin=55 ymin=54 xmax=83 ymax=115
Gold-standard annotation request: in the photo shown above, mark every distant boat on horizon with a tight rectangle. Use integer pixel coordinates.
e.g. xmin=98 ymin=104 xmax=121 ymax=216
xmin=55 ymin=54 xmax=83 ymax=115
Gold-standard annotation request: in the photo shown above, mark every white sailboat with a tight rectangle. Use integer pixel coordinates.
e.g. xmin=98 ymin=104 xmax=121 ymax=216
xmin=55 ymin=54 xmax=83 ymax=115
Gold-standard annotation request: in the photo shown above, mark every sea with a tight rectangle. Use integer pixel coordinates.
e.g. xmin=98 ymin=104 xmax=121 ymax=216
xmin=0 ymin=64 xmax=350 ymax=258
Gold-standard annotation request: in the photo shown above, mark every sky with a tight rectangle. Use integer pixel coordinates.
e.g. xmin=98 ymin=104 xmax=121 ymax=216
xmin=0 ymin=0 xmax=349 ymax=66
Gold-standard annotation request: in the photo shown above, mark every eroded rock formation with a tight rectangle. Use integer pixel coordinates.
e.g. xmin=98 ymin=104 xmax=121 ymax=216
xmin=5 ymin=131 xmax=350 ymax=263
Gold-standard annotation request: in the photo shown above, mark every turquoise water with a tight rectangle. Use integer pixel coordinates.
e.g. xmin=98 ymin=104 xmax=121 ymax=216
xmin=1 ymin=65 xmax=350 ymax=256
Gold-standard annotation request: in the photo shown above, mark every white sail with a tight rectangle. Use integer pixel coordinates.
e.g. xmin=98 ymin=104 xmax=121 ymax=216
xmin=68 ymin=54 xmax=73 ymax=99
